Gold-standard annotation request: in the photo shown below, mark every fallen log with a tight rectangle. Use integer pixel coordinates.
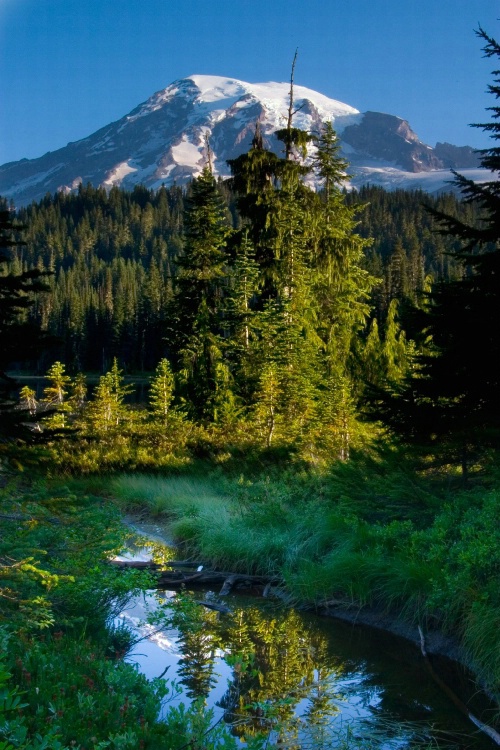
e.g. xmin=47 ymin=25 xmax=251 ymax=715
xmin=111 ymin=559 xmax=207 ymax=570
xmin=155 ymin=570 xmax=277 ymax=589
xmin=157 ymin=571 xmax=207 ymax=586
xmin=219 ymin=574 xmax=239 ymax=596
xmin=112 ymin=560 xmax=161 ymax=570
xmin=110 ymin=558 xmax=281 ymax=593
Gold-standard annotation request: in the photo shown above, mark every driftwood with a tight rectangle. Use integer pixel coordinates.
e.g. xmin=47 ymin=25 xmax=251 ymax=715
xmin=110 ymin=558 xmax=281 ymax=595
xmin=219 ymin=574 xmax=239 ymax=596
xmin=111 ymin=560 xmax=206 ymax=570
xmin=418 ymin=626 xmax=500 ymax=746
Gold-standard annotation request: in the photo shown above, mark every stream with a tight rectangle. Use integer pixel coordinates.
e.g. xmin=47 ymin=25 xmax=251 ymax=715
xmin=114 ymin=522 xmax=498 ymax=749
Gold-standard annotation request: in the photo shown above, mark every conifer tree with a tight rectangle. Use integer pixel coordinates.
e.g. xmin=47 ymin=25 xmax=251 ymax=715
xmin=149 ymin=357 xmax=175 ymax=424
xmin=308 ymin=121 xmax=377 ymax=458
xmin=312 ymin=120 xmax=349 ymax=204
xmin=68 ymin=372 xmax=87 ymax=416
xmin=168 ymin=165 xmax=232 ymax=421
xmin=311 ymin=122 xmax=376 ymax=369
xmin=41 ymin=361 xmax=71 ymax=429
xmin=42 ymin=361 xmax=71 ymax=407
xmin=382 ymin=299 xmax=414 ymax=383
xmin=373 ymin=27 xmax=500 ymax=473
xmin=224 ymin=230 xmax=261 ymax=403
xmin=86 ymin=358 xmax=133 ymax=434
xmin=252 ymin=363 xmax=282 ymax=448
xmin=18 ymin=385 xmax=37 ymax=417
xmin=315 ymin=371 xmax=357 ymax=462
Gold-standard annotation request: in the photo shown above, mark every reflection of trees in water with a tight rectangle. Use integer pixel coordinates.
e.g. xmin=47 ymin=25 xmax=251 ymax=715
xmin=165 ymin=595 xmax=346 ymax=744
xmin=167 ymin=593 xmax=222 ymax=701
xmin=126 ymin=537 xmax=176 ymax=566
xmin=176 ymin=627 xmax=218 ymax=699
xmin=217 ymin=605 xmax=344 ymax=743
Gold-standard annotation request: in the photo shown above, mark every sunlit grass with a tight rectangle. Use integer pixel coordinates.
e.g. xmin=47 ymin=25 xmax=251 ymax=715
xmin=112 ymin=473 xmax=232 ymax=518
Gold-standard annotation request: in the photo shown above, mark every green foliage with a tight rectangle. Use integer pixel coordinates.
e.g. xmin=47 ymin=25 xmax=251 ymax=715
xmin=40 ymin=361 xmax=72 ymax=429
xmin=168 ymin=166 xmax=233 ymax=422
xmin=4 ymin=42 xmax=500 ymax=726
xmin=86 ymin=358 xmax=134 ymax=435
xmin=0 ymin=206 xmax=51 ymax=458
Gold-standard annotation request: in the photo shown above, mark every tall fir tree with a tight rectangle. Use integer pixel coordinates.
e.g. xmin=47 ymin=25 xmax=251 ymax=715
xmin=310 ymin=122 xmax=377 ymax=458
xmin=372 ymin=27 xmax=500 ymax=474
xmin=167 ymin=165 xmax=232 ymax=421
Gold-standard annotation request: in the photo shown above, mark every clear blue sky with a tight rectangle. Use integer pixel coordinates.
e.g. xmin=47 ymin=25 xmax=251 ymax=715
xmin=1 ymin=0 xmax=499 ymax=165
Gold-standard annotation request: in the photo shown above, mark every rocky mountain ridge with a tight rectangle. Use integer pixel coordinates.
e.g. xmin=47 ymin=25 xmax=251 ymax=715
xmin=0 ymin=75 xmax=484 ymax=206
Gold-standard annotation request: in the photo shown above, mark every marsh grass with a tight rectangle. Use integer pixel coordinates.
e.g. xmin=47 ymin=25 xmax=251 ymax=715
xmin=109 ymin=464 xmax=500 ymax=700
xmin=112 ymin=473 xmax=231 ymax=518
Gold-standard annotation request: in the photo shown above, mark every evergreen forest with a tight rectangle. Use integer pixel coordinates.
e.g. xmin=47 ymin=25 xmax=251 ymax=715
xmin=1 ymin=28 xmax=500 ymax=750
xmin=10 ymin=180 xmax=474 ymax=375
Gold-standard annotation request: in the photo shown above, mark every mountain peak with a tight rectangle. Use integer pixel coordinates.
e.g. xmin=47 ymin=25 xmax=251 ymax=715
xmin=0 ymin=76 xmax=483 ymax=206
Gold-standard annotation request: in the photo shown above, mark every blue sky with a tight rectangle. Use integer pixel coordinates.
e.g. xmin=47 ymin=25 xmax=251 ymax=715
xmin=1 ymin=0 xmax=499 ymax=165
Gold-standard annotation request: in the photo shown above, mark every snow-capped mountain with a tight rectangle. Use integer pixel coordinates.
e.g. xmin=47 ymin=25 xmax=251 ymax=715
xmin=0 ymin=75 xmax=485 ymax=206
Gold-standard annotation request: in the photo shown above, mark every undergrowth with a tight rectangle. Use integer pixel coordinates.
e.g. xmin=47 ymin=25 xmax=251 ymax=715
xmin=0 ymin=478 xmax=253 ymax=750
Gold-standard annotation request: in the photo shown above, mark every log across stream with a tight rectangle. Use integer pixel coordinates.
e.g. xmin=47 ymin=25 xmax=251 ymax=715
xmin=112 ymin=524 xmax=499 ymax=749
xmin=111 ymin=558 xmax=281 ymax=595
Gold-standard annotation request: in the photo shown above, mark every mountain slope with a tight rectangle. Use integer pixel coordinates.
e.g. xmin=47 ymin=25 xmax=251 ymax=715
xmin=0 ymin=75 xmax=484 ymax=205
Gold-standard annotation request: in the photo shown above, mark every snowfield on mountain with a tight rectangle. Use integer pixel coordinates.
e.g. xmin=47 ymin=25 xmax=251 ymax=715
xmin=0 ymin=74 xmax=485 ymax=205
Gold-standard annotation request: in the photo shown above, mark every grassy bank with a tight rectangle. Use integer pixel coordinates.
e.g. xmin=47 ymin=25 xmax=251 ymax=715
xmin=109 ymin=451 xmax=500 ymax=703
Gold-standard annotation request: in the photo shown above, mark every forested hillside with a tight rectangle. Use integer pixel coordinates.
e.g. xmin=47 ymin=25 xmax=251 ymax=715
xmin=8 ymin=181 xmax=477 ymax=374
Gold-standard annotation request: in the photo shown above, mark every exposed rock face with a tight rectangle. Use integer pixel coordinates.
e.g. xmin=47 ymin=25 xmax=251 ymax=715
xmin=433 ymin=142 xmax=480 ymax=169
xmin=342 ymin=111 xmax=444 ymax=172
xmin=0 ymin=75 xmax=486 ymax=206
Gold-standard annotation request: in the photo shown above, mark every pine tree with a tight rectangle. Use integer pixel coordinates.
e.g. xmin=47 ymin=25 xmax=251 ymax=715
xmin=309 ymin=122 xmax=378 ymax=458
xmin=312 ymin=120 xmax=349 ymax=204
xmin=41 ymin=361 xmax=71 ymax=429
xmin=18 ymin=385 xmax=37 ymax=416
xmin=42 ymin=361 xmax=71 ymax=407
xmin=311 ymin=122 xmax=376 ymax=369
xmin=149 ymin=358 xmax=175 ymax=424
xmin=252 ymin=363 xmax=282 ymax=448
xmin=68 ymin=372 xmax=87 ymax=417
xmin=86 ymin=358 xmax=133 ymax=434
xmin=373 ymin=27 xmax=500 ymax=473
xmin=382 ymin=299 xmax=414 ymax=383
xmin=226 ymin=230 xmax=259 ymax=357
xmin=168 ymin=165 xmax=232 ymax=421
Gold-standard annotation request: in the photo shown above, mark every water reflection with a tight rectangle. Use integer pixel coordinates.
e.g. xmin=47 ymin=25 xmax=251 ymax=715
xmin=215 ymin=605 xmax=343 ymax=741
xmin=117 ymin=536 xmax=494 ymax=749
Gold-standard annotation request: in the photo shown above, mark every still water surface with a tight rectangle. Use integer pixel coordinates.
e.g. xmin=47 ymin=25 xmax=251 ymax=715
xmin=115 ymin=534 xmax=496 ymax=749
